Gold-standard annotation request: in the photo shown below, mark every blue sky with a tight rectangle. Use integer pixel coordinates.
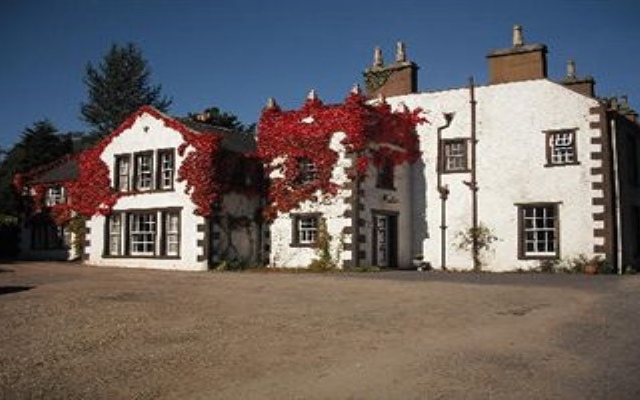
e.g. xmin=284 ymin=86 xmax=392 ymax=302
xmin=1 ymin=0 xmax=638 ymax=150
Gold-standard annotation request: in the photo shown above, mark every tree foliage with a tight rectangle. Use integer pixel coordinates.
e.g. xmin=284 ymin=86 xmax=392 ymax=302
xmin=81 ymin=43 xmax=172 ymax=138
xmin=0 ymin=120 xmax=72 ymax=216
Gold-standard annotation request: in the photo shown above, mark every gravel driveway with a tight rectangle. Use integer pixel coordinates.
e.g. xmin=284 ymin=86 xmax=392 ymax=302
xmin=1 ymin=262 xmax=639 ymax=399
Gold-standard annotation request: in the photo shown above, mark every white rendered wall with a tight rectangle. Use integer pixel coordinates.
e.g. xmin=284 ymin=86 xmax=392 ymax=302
xmin=85 ymin=112 xmax=208 ymax=271
xmin=390 ymin=79 xmax=603 ymax=271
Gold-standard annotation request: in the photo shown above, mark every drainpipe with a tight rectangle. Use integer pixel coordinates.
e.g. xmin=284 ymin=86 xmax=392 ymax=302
xmin=610 ymin=115 xmax=623 ymax=274
xmin=465 ymin=77 xmax=480 ymax=271
xmin=352 ymin=150 xmax=362 ymax=270
xmin=437 ymin=112 xmax=455 ymax=271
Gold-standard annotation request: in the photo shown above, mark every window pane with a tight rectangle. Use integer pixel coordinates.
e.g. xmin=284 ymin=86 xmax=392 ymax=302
xmin=164 ymin=212 xmax=180 ymax=256
xmin=136 ymin=154 xmax=153 ymax=190
xmin=521 ymin=205 xmax=557 ymax=257
xmin=108 ymin=214 xmax=122 ymax=256
xmin=130 ymin=213 xmax=156 ymax=255
xmin=297 ymin=216 xmax=318 ymax=244
xmin=159 ymin=151 xmax=174 ymax=189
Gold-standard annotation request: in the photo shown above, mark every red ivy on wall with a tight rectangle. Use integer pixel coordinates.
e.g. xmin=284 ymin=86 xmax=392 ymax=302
xmin=257 ymin=90 xmax=426 ymax=219
xmin=16 ymin=106 xmax=239 ymax=222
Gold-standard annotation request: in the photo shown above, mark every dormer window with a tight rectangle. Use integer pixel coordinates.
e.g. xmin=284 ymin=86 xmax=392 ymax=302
xmin=45 ymin=186 xmax=65 ymax=206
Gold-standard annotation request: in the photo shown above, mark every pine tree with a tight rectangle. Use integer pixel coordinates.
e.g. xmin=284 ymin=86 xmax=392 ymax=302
xmin=80 ymin=43 xmax=172 ymax=138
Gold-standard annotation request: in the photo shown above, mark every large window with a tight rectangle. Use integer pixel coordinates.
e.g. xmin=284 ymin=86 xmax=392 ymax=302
xmin=114 ymin=149 xmax=175 ymax=192
xmin=518 ymin=204 xmax=558 ymax=259
xmin=441 ymin=139 xmax=469 ymax=173
xmin=106 ymin=209 xmax=181 ymax=258
xmin=545 ymin=129 xmax=578 ymax=166
xmin=291 ymin=213 xmax=320 ymax=247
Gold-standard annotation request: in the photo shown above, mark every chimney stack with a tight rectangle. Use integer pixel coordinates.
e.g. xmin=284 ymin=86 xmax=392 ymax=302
xmin=363 ymin=42 xmax=418 ymax=99
xmin=486 ymin=25 xmax=548 ymax=84
xmin=560 ymin=59 xmax=596 ymax=97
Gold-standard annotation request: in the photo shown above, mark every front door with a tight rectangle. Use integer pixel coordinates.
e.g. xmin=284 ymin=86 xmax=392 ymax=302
xmin=373 ymin=212 xmax=398 ymax=268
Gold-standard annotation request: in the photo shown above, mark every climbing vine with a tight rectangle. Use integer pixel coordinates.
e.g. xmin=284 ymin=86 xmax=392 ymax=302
xmin=257 ymin=89 xmax=425 ymax=219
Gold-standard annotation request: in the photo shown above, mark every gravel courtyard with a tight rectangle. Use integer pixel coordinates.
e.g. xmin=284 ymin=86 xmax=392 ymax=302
xmin=1 ymin=262 xmax=639 ymax=399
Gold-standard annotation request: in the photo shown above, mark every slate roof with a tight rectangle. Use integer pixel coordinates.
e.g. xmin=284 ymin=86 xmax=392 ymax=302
xmin=178 ymin=118 xmax=257 ymax=153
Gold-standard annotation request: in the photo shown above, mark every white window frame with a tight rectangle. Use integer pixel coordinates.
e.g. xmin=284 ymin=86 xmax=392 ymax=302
xmin=442 ymin=139 xmax=468 ymax=172
xmin=293 ymin=214 xmax=319 ymax=246
xmin=45 ymin=186 xmax=65 ymax=206
xmin=519 ymin=204 xmax=558 ymax=259
xmin=546 ymin=129 xmax=578 ymax=166
xmin=164 ymin=211 xmax=180 ymax=256
xmin=106 ymin=209 xmax=181 ymax=258
xmin=158 ymin=150 xmax=174 ymax=190
xmin=115 ymin=155 xmax=131 ymax=191
xmin=129 ymin=213 xmax=157 ymax=256
xmin=135 ymin=152 xmax=154 ymax=191
xmin=108 ymin=214 xmax=123 ymax=256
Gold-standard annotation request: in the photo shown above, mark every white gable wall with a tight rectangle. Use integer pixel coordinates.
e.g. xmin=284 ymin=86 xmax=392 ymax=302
xmin=85 ymin=112 xmax=208 ymax=271
xmin=392 ymin=79 xmax=603 ymax=271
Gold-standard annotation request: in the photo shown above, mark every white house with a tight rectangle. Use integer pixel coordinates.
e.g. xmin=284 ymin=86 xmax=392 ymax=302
xmin=360 ymin=26 xmax=640 ymax=272
xmin=16 ymin=106 xmax=263 ymax=271
xmin=257 ymin=89 xmax=424 ymax=269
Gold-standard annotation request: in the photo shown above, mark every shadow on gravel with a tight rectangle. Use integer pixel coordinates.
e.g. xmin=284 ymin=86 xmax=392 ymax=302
xmin=0 ymin=267 xmax=14 ymax=274
xmin=0 ymin=286 xmax=34 ymax=296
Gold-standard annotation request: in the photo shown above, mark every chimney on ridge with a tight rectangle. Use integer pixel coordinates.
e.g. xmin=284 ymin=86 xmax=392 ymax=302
xmin=486 ymin=25 xmax=548 ymax=84
xmin=560 ymin=59 xmax=596 ymax=97
xmin=363 ymin=42 xmax=418 ymax=99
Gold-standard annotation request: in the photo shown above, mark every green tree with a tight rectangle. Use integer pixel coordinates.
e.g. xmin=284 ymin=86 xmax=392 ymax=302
xmin=0 ymin=120 xmax=72 ymax=216
xmin=189 ymin=106 xmax=255 ymax=134
xmin=81 ymin=43 xmax=172 ymax=138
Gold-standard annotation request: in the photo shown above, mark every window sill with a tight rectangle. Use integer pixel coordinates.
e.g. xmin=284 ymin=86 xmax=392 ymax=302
xmin=103 ymin=254 xmax=181 ymax=260
xmin=114 ymin=188 xmax=175 ymax=194
xmin=518 ymin=255 xmax=558 ymax=260
xmin=289 ymin=242 xmax=318 ymax=248
xmin=544 ymin=161 xmax=580 ymax=168
xmin=441 ymin=169 xmax=471 ymax=174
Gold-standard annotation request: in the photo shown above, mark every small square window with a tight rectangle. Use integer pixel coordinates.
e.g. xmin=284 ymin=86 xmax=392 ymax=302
xmin=292 ymin=214 xmax=320 ymax=246
xmin=546 ymin=130 xmax=578 ymax=166
xmin=441 ymin=139 xmax=468 ymax=173
xmin=296 ymin=158 xmax=318 ymax=185
xmin=45 ymin=186 xmax=65 ymax=206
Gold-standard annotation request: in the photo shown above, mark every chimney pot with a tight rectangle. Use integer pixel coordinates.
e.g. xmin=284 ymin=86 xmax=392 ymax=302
xmin=396 ymin=42 xmax=407 ymax=63
xmin=567 ymin=60 xmax=577 ymax=79
xmin=373 ymin=47 xmax=384 ymax=68
xmin=513 ymin=25 xmax=524 ymax=47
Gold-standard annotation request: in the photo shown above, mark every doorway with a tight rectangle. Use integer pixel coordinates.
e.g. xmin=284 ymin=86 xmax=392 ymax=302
xmin=372 ymin=212 xmax=398 ymax=268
